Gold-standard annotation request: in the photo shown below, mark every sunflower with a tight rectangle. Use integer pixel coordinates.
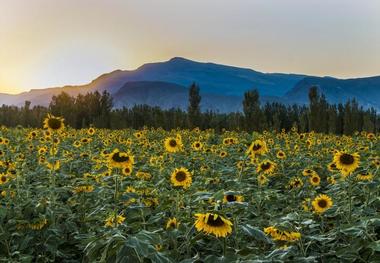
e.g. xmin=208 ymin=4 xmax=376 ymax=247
xmin=327 ymin=162 xmax=337 ymax=172
xmin=194 ymin=213 xmax=233 ymax=238
xmin=309 ymin=174 xmax=321 ymax=186
xmin=87 ymin=127 xmax=96 ymax=136
xmin=166 ymin=218 xmax=179 ymax=229
xmin=73 ymin=141 xmax=82 ymax=148
xmin=43 ymin=114 xmax=65 ymax=132
xmin=191 ymin=141 xmax=203 ymax=151
xmin=312 ymin=194 xmax=333 ymax=214
xmin=104 ymin=213 xmax=126 ymax=227
xmin=264 ymin=226 xmax=301 ymax=242
xmin=219 ymin=151 xmax=228 ymax=158
xmin=256 ymin=160 xmax=276 ymax=175
xmin=302 ymin=168 xmax=316 ymax=176
xmin=164 ymin=137 xmax=183 ymax=153
xmin=257 ymin=174 xmax=268 ymax=186
xmin=223 ymin=194 xmax=244 ymax=203
xmin=121 ymin=165 xmax=133 ymax=176
xmin=108 ymin=149 xmax=134 ymax=168
xmin=276 ymin=150 xmax=286 ymax=159
xmin=170 ymin=167 xmax=192 ymax=189
xmin=246 ymin=140 xmax=268 ymax=156
xmin=356 ymin=172 xmax=373 ymax=182
xmin=327 ymin=176 xmax=336 ymax=185
xmin=333 ymin=151 xmax=360 ymax=175
xmin=289 ymin=177 xmax=303 ymax=189
xmin=0 ymin=173 xmax=8 ymax=185
xmin=46 ymin=160 xmax=60 ymax=171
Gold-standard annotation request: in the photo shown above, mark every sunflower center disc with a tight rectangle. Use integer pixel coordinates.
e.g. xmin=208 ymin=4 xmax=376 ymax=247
xmin=206 ymin=215 xmax=225 ymax=227
xmin=175 ymin=171 xmax=187 ymax=182
xmin=252 ymin=144 xmax=262 ymax=151
xmin=340 ymin=154 xmax=354 ymax=165
xmin=318 ymin=199 xmax=327 ymax=208
xmin=112 ymin=152 xmax=129 ymax=162
xmin=169 ymin=140 xmax=177 ymax=147
xmin=261 ymin=162 xmax=271 ymax=170
xmin=47 ymin=118 xmax=62 ymax=130
xmin=226 ymin=195 xmax=236 ymax=202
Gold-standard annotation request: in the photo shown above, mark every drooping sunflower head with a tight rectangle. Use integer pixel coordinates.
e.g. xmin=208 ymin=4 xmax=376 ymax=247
xmin=312 ymin=194 xmax=333 ymax=214
xmin=108 ymin=149 xmax=134 ymax=168
xmin=170 ymin=167 xmax=192 ymax=189
xmin=257 ymin=160 xmax=276 ymax=175
xmin=333 ymin=151 xmax=360 ymax=175
xmin=194 ymin=213 xmax=233 ymax=238
xmin=164 ymin=137 xmax=183 ymax=153
xmin=43 ymin=114 xmax=65 ymax=132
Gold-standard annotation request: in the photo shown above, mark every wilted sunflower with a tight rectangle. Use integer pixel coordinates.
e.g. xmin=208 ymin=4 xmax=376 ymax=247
xmin=223 ymin=194 xmax=244 ymax=203
xmin=246 ymin=140 xmax=268 ymax=156
xmin=312 ymin=194 xmax=333 ymax=214
xmin=194 ymin=213 xmax=233 ymax=238
xmin=166 ymin=218 xmax=179 ymax=229
xmin=164 ymin=137 xmax=183 ymax=153
xmin=257 ymin=160 xmax=276 ymax=175
xmin=43 ymin=114 xmax=65 ymax=132
xmin=108 ymin=149 xmax=134 ymax=168
xmin=170 ymin=167 xmax=192 ymax=189
xmin=333 ymin=151 xmax=360 ymax=175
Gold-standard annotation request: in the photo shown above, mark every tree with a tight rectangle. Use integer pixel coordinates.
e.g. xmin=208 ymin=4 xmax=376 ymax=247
xmin=188 ymin=83 xmax=201 ymax=128
xmin=242 ymin=89 xmax=263 ymax=131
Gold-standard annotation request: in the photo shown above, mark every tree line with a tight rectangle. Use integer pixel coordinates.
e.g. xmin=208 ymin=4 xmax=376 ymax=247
xmin=0 ymin=84 xmax=378 ymax=134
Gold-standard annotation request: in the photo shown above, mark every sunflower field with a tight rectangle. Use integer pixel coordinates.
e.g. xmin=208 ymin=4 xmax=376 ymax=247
xmin=0 ymin=115 xmax=379 ymax=262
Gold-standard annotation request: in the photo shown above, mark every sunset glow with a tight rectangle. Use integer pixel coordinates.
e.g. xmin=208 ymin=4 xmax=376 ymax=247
xmin=1 ymin=0 xmax=379 ymax=93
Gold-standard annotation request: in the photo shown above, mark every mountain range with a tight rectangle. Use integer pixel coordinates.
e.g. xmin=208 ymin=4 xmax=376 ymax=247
xmin=1 ymin=57 xmax=379 ymax=112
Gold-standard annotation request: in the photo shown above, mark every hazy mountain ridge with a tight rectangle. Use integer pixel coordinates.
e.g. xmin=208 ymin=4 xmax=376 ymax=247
xmin=0 ymin=57 xmax=379 ymax=111
xmin=285 ymin=76 xmax=380 ymax=109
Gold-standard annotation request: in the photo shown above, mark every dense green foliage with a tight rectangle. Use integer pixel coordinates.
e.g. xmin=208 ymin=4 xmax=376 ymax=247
xmin=0 ymin=86 xmax=378 ymax=134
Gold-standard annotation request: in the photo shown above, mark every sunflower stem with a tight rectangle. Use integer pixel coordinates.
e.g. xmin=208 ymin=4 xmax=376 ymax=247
xmin=348 ymin=178 xmax=353 ymax=223
xmin=223 ymin=237 xmax=227 ymax=257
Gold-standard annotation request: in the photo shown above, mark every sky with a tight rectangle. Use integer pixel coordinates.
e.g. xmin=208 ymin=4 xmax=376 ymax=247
xmin=0 ymin=0 xmax=379 ymax=94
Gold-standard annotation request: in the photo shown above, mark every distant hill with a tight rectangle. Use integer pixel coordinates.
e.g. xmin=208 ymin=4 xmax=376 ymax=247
xmin=0 ymin=57 xmax=379 ymax=111
xmin=285 ymin=76 xmax=380 ymax=109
